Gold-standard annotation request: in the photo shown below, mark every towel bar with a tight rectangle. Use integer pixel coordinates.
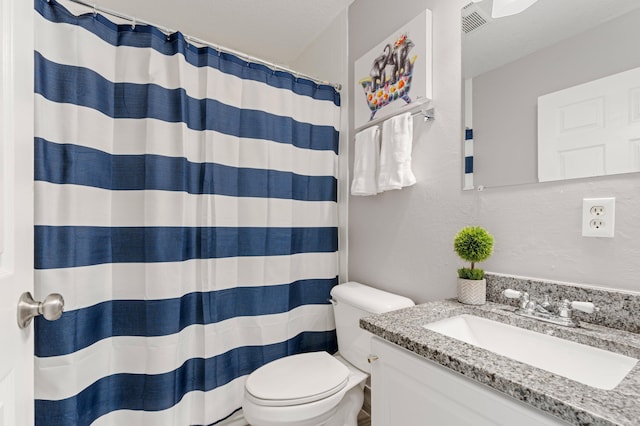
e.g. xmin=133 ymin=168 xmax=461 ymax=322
xmin=355 ymin=101 xmax=434 ymax=133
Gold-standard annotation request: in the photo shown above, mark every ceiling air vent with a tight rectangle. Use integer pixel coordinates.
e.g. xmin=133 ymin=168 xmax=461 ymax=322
xmin=462 ymin=2 xmax=492 ymax=35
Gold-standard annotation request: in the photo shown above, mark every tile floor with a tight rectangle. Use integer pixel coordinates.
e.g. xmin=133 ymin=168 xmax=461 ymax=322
xmin=357 ymin=410 xmax=372 ymax=426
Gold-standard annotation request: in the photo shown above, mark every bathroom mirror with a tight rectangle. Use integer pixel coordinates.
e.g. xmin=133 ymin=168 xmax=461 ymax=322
xmin=462 ymin=0 xmax=640 ymax=189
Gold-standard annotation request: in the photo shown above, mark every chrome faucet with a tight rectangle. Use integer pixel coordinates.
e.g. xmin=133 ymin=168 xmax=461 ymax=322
xmin=502 ymin=289 xmax=598 ymax=327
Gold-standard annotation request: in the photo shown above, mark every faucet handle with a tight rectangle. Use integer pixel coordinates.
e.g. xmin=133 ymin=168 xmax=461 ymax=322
xmin=558 ymin=299 xmax=599 ymax=318
xmin=503 ymin=289 xmax=523 ymax=299
xmin=570 ymin=301 xmax=598 ymax=314
xmin=502 ymin=289 xmax=529 ymax=310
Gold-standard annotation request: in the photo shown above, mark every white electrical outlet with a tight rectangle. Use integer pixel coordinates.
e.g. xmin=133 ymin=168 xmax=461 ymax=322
xmin=582 ymin=198 xmax=615 ymax=238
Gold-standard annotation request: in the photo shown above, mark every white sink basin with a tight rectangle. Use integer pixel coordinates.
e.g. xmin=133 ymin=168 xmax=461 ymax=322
xmin=424 ymin=314 xmax=637 ymax=390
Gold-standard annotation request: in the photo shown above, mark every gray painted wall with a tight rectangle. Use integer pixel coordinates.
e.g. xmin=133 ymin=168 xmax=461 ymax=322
xmin=291 ymin=10 xmax=350 ymax=283
xmin=348 ymin=0 xmax=474 ymax=303
xmin=473 ymin=9 xmax=640 ymax=188
xmin=298 ymin=0 xmax=640 ymax=303
xmin=476 ymin=177 xmax=640 ymax=293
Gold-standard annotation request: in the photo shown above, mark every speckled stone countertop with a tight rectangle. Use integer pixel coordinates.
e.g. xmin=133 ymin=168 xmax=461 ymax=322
xmin=360 ymin=300 xmax=640 ymax=426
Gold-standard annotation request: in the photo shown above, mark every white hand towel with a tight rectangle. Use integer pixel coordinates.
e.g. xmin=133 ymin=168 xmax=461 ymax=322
xmin=350 ymin=126 xmax=381 ymax=196
xmin=378 ymin=112 xmax=416 ymax=192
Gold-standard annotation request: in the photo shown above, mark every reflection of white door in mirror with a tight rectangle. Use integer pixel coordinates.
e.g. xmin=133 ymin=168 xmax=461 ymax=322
xmin=538 ymin=66 xmax=640 ymax=182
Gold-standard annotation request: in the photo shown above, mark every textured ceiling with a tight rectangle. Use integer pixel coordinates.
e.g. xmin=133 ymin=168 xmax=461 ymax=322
xmin=62 ymin=0 xmax=354 ymax=65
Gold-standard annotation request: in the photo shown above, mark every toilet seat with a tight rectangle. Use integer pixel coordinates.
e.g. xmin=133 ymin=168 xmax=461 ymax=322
xmin=245 ymin=352 xmax=349 ymax=407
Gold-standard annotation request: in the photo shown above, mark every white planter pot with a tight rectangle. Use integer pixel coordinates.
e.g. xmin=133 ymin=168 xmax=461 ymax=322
xmin=457 ymin=278 xmax=486 ymax=305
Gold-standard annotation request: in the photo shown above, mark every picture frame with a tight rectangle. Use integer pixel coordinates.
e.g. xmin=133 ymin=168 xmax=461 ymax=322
xmin=354 ymin=10 xmax=433 ymax=129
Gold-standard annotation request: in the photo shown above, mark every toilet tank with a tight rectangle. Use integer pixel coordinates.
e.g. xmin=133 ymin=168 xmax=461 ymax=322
xmin=330 ymin=282 xmax=414 ymax=373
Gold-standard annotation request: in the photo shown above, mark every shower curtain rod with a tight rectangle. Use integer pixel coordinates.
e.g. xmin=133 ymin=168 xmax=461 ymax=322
xmin=60 ymin=0 xmax=343 ymax=91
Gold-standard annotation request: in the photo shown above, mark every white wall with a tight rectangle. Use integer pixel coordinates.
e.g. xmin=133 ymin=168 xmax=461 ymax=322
xmin=478 ymin=178 xmax=640 ymax=293
xmin=347 ymin=0 xmax=474 ymax=303
xmin=291 ymin=10 xmax=350 ymax=283
xmin=342 ymin=0 xmax=640 ymax=302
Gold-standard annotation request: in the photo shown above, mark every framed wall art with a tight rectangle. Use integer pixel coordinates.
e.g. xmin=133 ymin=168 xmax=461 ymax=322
xmin=354 ymin=9 xmax=433 ymax=129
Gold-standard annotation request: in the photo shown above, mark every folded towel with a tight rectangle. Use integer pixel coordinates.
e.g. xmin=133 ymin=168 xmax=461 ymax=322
xmin=351 ymin=126 xmax=381 ymax=196
xmin=378 ymin=112 xmax=416 ymax=192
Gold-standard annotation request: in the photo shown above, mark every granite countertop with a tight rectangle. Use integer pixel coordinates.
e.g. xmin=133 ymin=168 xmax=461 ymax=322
xmin=360 ymin=300 xmax=640 ymax=426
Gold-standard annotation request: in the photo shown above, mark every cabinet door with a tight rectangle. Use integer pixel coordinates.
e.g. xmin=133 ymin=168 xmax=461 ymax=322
xmin=370 ymin=337 xmax=569 ymax=426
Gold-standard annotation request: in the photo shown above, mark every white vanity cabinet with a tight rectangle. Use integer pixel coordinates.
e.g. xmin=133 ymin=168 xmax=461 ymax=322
xmin=370 ymin=337 xmax=571 ymax=426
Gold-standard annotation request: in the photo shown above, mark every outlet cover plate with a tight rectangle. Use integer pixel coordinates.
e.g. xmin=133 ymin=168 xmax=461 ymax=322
xmin=582 ymin=197 xmax=615 ymax=238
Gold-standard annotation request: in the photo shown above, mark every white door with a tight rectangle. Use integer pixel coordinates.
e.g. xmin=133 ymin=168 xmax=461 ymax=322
xmin=538 ymin=66 xmax=640 ymax=182
xmin=0 ymin=0 xmax=35 ymax=425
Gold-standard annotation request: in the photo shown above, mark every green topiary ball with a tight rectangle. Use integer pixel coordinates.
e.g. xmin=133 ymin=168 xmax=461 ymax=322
xmin=454 ymin=226 xmax=494 ymax=264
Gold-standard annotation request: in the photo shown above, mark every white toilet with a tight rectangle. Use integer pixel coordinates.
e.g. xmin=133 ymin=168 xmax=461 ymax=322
xmin=242 ymin=281 xmax=414 ymax=426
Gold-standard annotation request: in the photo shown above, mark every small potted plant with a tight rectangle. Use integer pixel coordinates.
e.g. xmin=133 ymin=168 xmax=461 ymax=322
xmin=453 ymin=226 xmax=494 ymax=305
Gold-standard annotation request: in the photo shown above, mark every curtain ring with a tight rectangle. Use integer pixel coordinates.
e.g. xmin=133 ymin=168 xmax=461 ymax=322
xmin=131 ymin=19 xmax=136 ymax=30
xmin=93 ymin=4 xmax=97 ymax=16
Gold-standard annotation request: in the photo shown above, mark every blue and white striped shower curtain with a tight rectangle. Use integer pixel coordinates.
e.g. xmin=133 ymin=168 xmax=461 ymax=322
xmin=33 ymin=1 xmax=340 ymax=424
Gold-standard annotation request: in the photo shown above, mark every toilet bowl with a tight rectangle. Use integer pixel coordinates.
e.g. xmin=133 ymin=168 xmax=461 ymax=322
xmin=243 ymin=352 xmax=367 ymax=426
xmin=242 ymin=282 xmax=414 ymax=426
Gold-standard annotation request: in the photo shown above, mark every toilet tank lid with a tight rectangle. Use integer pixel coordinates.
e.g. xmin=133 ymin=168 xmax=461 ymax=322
xmin=330 ymin=282 xmax=414 ymax=314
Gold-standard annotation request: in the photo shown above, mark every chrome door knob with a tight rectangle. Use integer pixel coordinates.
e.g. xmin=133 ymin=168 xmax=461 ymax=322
xmin=17 ymin=292 xmax=64 ymax=329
